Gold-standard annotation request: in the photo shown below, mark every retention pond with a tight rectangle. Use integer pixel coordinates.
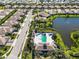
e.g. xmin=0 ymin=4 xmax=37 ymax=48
xmin=53 ymin=18 xmax=79 ymax=47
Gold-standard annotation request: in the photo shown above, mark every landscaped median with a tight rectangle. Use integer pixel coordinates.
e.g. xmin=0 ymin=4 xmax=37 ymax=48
xmin=22 ymin=24 xmax=33 ymax=59
xmin=22 ymin=37 xmax=32 ymax=59
xmin=0 ymin=9 xmax=17 ymax=25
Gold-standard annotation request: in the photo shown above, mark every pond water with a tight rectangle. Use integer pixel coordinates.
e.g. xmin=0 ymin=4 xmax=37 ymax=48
xmin=53 ymin=18 xmax=79 ymax=47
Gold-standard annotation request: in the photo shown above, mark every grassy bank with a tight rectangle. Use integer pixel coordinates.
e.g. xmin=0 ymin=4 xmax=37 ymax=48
xmin=56 ymin=14 xmax=79 ymax=18
xmin=71 ymin=31 xmax=79 ymax=46
xmin=46 ymin=14 xmax=79 ymax=21
xmin=70 ymin=31 xmax=79 ymax=59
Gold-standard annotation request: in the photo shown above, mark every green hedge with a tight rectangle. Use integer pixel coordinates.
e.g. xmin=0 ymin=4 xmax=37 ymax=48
xmin=0 ymin=9 xmax=17 ymax=25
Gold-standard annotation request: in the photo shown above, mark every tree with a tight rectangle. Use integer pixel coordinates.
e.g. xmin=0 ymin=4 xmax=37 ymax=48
xmin=5 ymin=32 xmax=12 ymax=36
xmin=73 ymin=34 xmax=79 ymax=39
xmin=51 ymin=49 xmax=67 ymax=59
xmin=12 ymin=24 xmax=21 ymax=29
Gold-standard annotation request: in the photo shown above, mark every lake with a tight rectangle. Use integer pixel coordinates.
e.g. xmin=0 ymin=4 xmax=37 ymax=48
xmin=53 ymin=18 xmax=79 ymax=47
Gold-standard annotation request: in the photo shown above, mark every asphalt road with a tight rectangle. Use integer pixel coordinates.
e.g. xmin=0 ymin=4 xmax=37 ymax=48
xmin=6 ymin=9 xmax=33 ymax=59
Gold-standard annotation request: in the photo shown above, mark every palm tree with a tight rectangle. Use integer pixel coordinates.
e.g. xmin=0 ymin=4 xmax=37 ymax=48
xmin=51 ymin=49 xmax=67 ymax=59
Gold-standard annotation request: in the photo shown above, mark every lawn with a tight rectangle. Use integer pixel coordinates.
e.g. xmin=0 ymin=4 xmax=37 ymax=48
xmin=0 ymin=46 xmax=10 ymax=56
xmin=0 ymin=5 xmax=5 ymax=10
